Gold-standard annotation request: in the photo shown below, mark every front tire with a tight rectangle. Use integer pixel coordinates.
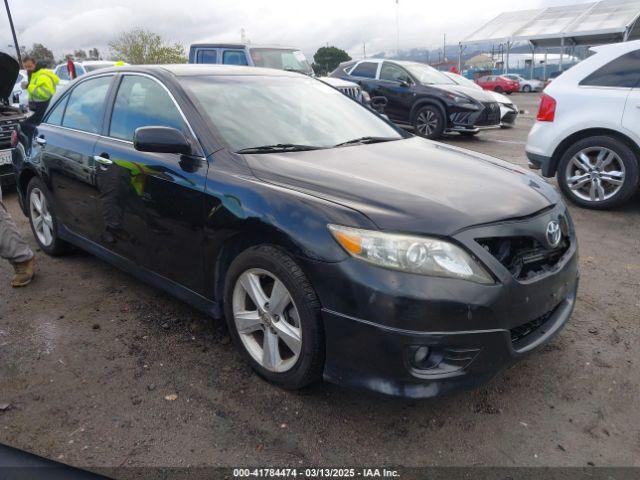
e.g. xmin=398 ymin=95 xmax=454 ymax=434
xmin=557 ymin=136 xmax=639 ymax=209
xmin=522 ymin=84 xmax=532 ymax=93
xmin=413 ymin=105 xmax=445 ymax=139
xmin=224 ymin=245 xmax=324 ymax=390
xmin=26 ymin=177 xmax=70 ymax=256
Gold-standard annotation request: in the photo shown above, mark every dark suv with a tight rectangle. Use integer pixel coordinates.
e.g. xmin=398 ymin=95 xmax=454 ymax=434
xmin=0 ymin=53 xmax=27 ymax=186
xmin=331 ymin=59 xmax=501 ymax=139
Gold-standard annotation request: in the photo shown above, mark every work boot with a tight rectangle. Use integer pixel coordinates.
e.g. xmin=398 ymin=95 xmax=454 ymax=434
xmin=11 ymin=257 xmax=35 ymax=288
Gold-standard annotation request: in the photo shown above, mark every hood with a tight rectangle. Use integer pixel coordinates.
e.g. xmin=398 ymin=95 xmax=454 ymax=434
xmin=245 ymin=137 xmax=559 ymax=236
xmin=428 ymin=83 xmax=496 ymax=103
xmin=487 ymin=90 xmax=513 ymax=105
xmin=0 ymin=53 xmax=19 ymax=103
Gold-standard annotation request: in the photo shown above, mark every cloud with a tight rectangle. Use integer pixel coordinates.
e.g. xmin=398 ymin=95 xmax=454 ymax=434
xmin=1 ymin=0 xmax=579 ymax=60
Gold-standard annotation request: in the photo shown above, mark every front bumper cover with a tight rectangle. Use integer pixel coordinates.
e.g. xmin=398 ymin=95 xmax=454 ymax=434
xmin=301 ymin=204 xmax=579 ymax=398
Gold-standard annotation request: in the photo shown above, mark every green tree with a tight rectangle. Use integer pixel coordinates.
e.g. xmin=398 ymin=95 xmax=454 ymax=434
xmin=108 ymin=29 xmax=187 ymax=64
xmin=28 ymin=43 xmax=55 ymax=67
xmin=313 ymin=46 xmax=351 ymax=75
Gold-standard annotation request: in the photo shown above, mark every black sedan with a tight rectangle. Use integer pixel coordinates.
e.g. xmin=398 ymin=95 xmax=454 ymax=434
xmin=12 ymin=65 xmax=578 ymax=398
xmin=330 ymin=59 xmax=502 ymax=139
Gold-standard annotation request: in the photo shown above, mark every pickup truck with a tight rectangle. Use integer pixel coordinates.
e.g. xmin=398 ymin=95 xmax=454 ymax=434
xmin=188 ymin=43 xmax=369 ymax=104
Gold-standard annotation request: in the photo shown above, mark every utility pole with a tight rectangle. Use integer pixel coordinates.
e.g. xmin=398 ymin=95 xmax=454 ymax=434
xmin=443 ymin=33 xmax=446 ymax=61
xmin=395 ymin=0 xmax=400 ymax=57
xmin=3 ymin=0 xmax=21 ymax=63
xmin=363 ymin=42 xmax=367 ymax=59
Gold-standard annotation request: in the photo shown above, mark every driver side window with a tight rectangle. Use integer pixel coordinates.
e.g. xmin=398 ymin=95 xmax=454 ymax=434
xmin=380 ymin=63 xmax=408 ymax=83
xmin=109 ymin=76 xmax=187 ymax=142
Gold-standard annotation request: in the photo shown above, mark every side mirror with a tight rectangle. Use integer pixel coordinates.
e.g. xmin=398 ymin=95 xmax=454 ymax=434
xmin=133 ymin=126 xmax=192 ymax=155
xmin=399 ymin=76 xmax=412 ymax=87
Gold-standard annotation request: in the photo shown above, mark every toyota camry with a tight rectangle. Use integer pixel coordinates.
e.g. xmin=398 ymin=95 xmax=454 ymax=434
xmin=11 ymin=65 xmax=579 ymax=398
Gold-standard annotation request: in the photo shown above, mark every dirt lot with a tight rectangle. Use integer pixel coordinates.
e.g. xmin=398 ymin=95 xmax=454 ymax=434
xmin=1 ymin=93 xmax=639 ymax=470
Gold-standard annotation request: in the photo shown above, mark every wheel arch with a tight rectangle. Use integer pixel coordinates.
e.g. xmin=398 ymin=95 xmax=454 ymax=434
xmin=212 ymin=224 xmax=310 ymax=309
xmin=409 ymin=97 xmax=448 ymax=126
xmin=17 ymin=167 xmax=38 ymax=216
xmin=550 ymin=128 xmax=640 ymax=177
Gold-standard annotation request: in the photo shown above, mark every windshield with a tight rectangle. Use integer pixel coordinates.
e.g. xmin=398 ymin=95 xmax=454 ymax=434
xmin=402 ymin=63 xmax=456 ymax=85
xmin=182 ymin=76 xmax=402 ymax=152
xmin=249 ymin=48 xmax=313 ymax=75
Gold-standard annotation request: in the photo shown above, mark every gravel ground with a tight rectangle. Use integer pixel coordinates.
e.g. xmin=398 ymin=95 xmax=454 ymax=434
xmin=0 ymin=93 xmax=639 ymax=470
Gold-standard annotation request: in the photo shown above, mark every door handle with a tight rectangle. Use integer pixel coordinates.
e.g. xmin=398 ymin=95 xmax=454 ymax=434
xmin=35 ymin=136 xmax=46 ymax=146
xmin=93 ymin=155 xmax=113 ymax=166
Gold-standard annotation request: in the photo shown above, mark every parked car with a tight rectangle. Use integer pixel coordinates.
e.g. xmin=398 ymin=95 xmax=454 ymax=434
xmin=442 ymin=71 xmax=518 ymax=128
xmin=189 ymin=43 xmax=367 ymax=103
xmin=475 ymin=75 xmax=520 ymax=94
xmin=12 ymin=64 xmax=578 ymax=398
xmin=0 ymin=53 xmax=28 ymax=186
xmin=527 ymin=40 xmax=640 ymax=209
xmin=54 ymin=60 xmax=125 ymax=86
xmin=503 ymin=74 xmax=544 ymax=92
xmin=331 ymin=59 xmax=501 ymax=138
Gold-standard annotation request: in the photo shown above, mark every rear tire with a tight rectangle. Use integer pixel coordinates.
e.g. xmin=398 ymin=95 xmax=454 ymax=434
xmin=556 ymin=136 xmax=639 ymax=210
xmin=223 ymin=245 xmax=325 ymax=390
xmin=412 ymin=105 xmax=445 ymax=140
xmin=26 ymin=177 xmax=71 ymax=256
xmin=494 ymin=86 xmax=504 ymax=93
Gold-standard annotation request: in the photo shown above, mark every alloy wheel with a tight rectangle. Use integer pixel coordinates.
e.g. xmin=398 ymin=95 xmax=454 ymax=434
xmin=29 ymin=188 xmax=54 ymax=247
xmin=232 ymin=268 xmax=302 ymax=373
xmin=416 ymin=110 xmax=438 ymax=136
xmin=564 ymin=147 xmax=626 ymax=203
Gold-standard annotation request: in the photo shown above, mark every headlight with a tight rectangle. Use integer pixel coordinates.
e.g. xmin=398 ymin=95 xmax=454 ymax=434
xmin=328 ymin=225 xmax=494 ymax=284
xmin=446 ymin=93 xmax=479 ymax=110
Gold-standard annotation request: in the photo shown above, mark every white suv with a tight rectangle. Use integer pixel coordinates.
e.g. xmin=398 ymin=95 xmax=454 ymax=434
xmin=526 ymin=40 xmax=640 ymax=209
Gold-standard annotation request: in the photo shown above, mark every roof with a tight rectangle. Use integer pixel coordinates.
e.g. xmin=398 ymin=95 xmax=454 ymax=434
xmin=189 ymin=43 xmax=301 ymax=51
xmin=89 ymin=64 xmax=303 ymax=78
xmin=462 ymin=0 xmax=640 ymax=47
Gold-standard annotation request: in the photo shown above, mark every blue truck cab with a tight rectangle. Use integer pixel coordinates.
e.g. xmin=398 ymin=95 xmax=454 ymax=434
xmin=188 ymin=43 xmax=369 ymax=104
xmin=188 ymin=43 xmax=315 ymax=75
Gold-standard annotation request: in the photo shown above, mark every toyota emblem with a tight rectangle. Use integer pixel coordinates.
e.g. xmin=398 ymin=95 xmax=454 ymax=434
xmin=546 ymin=220 xmax=562 ymax=248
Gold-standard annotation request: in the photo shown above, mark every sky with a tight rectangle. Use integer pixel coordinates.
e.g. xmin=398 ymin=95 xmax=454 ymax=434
xmin=1 ymin=0 xmax=590 ymax=61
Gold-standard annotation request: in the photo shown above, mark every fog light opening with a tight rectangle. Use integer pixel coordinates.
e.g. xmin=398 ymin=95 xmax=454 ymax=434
xmin=413 ymin=346 xmax=430 ymax=366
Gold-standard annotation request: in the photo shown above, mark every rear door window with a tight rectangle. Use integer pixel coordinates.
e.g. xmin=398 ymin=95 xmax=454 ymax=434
xmin=45 ymin=96 xmax=69 ymax=126
xmin=580 ymin=50 xmax=640 ymax=88
xmin=350 ymin=62 xmax=378 ymax=79
xmin=222 ymin=50 xmax=248 ymax=66
xmin=62 ymin=76 xmax=112 ymax=133
xmin=196 ymin=49 xmax=218 ymax=64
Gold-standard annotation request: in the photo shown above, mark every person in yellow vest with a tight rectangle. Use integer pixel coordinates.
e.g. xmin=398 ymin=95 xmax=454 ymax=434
xmin=20 ymin=56 xmax=60 ymax=142
xmin=114 ymin=60 xmax=125 ymax=67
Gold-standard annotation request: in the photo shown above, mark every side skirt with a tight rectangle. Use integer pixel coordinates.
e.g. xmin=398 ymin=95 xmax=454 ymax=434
xmin=59 ymin=226 xmax=222 ymax=319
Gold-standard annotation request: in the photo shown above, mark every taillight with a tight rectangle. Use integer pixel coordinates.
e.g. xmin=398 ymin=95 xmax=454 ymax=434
xmin=537 ymin=93 xmax=556 ymax=122
xmin=10 ymin=129 xmax=18 ymax=148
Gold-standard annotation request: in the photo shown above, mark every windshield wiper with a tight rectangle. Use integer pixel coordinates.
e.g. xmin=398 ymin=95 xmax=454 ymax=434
xmin=334 ymin=136 xmax=400 ymax=148
xmin=236 ymin=144 xmax=324 ymax=154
